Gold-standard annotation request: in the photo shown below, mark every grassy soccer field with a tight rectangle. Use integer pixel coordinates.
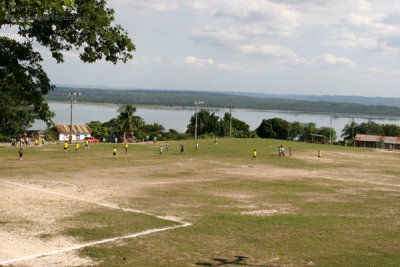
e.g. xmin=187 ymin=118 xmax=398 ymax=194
xmin=1 ymin=139 xmax=400 ymax=266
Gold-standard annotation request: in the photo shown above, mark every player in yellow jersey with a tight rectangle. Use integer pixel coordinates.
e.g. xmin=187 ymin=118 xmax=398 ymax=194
xmin=318 ymin=150 xmax=322 ymax=159
xmin=35 ymin=139 xmax=38 ymax=146
xmin=113 ymin=147 xmax=117 ymax=159
xmin=64 ymin=141 xmax=68 ymax=152
xmin=252 ymin=149 xmax=257 ymax=159
xmin=75 ymin=143 xmax=79 ymax=153
xmin=42 ymin=138 xmax=45 ymax=147
xmin=124 ymin=143 xmax=128 ymax=155
xmin=85 ymin=139 xmax=89 ymax=150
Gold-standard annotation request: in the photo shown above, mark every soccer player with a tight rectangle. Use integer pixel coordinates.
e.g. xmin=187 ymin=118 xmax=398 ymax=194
xmin=281 ymin=145 xmax=285 ymax=156
xmin=166 ymin=142 xmax=169 ymax=152
xmin=19 ymin=148 xmax=23 ymax=160
xmin=125 ymin=143 xmax=128 ymax=154
xmin=195 ymin=142 xmax=199 ymax=151
xmin=42 ymin=138 xmax=45 ymax=147
xmin=180 ymin=144 xmax=184 ymax=154
xmin=146 ymin=135 xmax=149 ymax=144
xmin=154 ymin=136 xmax=157 ymax=143
xmin=85 ymin=139 xmax=89 ymax=150
xmin=318 ymin=150 xmax=322 ymax=159
xmin=75 ymin=143 xmax=79 ymax=153
xmin=159 ymin=145 xmax=163 ymax=156
xmin=64 ymin=141 xmax=68 ymax=152
xmin=289 ymin=146 xmax=292 ymax=157
xmin=35 ymin=139 xmax=38 ymax=146
xmin=252 ymin=149 xmax=257 ymax=159
xmin=113 ymin=147 xmax=117 ymax=159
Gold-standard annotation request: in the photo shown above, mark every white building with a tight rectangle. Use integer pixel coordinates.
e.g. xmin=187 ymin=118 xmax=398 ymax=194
xmin=55 ymin=124 xmax=92 ymax=141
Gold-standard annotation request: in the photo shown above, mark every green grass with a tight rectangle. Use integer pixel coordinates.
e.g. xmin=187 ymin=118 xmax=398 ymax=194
xmin=1 ymin=139 xmax=400 ymax=266
xmin=61 ymin=209 xmax=176 ymax=242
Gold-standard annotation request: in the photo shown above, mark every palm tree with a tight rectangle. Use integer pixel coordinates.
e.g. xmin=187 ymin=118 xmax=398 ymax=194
xmin=117 ymin=104 xmax=143 ymax=141
xmin=341 ymin=120 xmax=358 ymax=144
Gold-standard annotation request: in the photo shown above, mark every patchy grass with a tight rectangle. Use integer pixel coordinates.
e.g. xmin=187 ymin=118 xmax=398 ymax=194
xmin=1 ymin=139 xmax=400 ymax=266
xmin=62 ymin=209 xmax=176 ymax=242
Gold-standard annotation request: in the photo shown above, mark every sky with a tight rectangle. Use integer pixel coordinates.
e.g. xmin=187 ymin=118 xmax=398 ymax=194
xmin=4 ymin=0 xmax=400 ymax=97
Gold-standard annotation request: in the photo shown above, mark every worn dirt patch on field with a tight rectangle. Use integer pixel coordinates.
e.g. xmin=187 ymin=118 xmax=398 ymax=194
xmin=0 ymin=183 xmax=94 ymax=266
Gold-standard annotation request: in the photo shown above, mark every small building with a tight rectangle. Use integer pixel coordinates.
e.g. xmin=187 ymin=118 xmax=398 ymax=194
xmin=354 ymin=134 xmax=400 ymax=150
xmin=55 ymin=124 xmax=92 ymax=141
xmin=25 ymin=130 xmax=41 ymax=140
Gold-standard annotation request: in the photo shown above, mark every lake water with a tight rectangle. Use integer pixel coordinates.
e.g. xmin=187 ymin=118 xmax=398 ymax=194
xmin=32 ymin=102 xmax=400 ymax=140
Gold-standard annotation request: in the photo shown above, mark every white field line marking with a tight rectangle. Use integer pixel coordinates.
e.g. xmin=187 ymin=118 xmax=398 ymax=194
xmin=0 ymin=223 xmax=191 ymax=266
xmin=0 ymin=179 xmax=192 ymax=265
xmin=0 ymin=179 xmax=186 ymax=223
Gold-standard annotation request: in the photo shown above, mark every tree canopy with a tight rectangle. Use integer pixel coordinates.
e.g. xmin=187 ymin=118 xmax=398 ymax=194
xmin=186 ymin=110 xmax=250 ymax=138
xmin=0 ymin=0 xmax=135 ymax=139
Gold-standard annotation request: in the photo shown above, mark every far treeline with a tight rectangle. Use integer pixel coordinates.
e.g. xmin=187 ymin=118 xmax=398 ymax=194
xmin=46 ymin=87 xmax=400 ymax=117
xmin=44 ymin=104 xmax=400 ymax=146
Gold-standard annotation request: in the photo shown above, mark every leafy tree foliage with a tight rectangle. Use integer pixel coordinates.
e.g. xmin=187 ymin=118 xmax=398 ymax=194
xmin=138 ymin=122 xmax=165 ymax=140
xmin=1 ymin=0 xmax=135 ymax=137
xmin=341 ymin=120 xmax=400 ymax=145
xmin=117 ymin=104 xmax=143 ymax=138
xmin=186 ymin=110 xmax=220 ymax=137
xmin=0 ymin=37 xmax=54 ymax=136
xmin=383 ymin=124 xmax=400 ymax=137
xmin=87 ymin=121 xmax=110 ymax=140
xmin=317 ymin=127 xmax=337 ymax=143
xmin=186 ymin=110 xmax=250 ymax=138
xmin=300 ymin=122 xmax=318 ymax=142
xmin=256 ymin=118 xmax=289 ymax=139
xmin=288 ymin=121 xmax=304 ymax=140
xmin=341 ymin=120 xmax=358 ymax=143
xmin=356 ymin=121 xmax=384 ymax=136
xmin=163 ymin=129 xmax=191 ymax=140
xmin=219 ymin=113 xmax=250 ymax=138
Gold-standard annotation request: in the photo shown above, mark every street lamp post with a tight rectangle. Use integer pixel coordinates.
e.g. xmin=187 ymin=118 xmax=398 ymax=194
xmin=67 ymin=91 xmax=81 ymax=142
xmin=193 ymin=100 xmax=204 ymax=140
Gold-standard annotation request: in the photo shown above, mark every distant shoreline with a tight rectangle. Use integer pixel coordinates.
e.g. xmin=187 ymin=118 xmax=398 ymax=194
xmin=47 ymin=101 xmax=400 ymax=120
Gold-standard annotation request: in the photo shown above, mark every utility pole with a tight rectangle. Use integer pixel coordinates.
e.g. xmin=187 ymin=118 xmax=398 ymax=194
xmin=329 ymin=115 xmax=332 ymax=144
xmin=352 ymin=117 xmax=355 ymax=147
xmin=67 ymin=91 xmax=81 ymax=142
xmin=193 ymin=100 xmax=204 ymax=140
xmin=229 ymin=99 xmax=232 ymax=138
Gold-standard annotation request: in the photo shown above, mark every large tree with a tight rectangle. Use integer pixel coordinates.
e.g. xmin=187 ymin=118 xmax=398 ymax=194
xmin=0 ymin=0 xmax=135 ymax=138
xmin=256 ymin=118 xmax=289 ymax=139
xmin=219 ymin=113 xmax=250 ymax=138
xmin=383 ymin=124 xmax=400 ymax=137
xmin=117 ymin=104 xmax=143 ymax=139
xmin=341 ymin=120 xmax=358 ymax=144
xmin=186 ymin=110 xmax=220 ymax=137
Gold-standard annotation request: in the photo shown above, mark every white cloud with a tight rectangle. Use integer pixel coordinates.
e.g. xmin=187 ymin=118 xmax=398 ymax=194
xmin=191 ymin=0 xmax=301 ymax=38
xmin=193 ymin=25 xmax=245 ymax=46
xmin=241 ymin=45 xmax=297 ymax=59
xmin=315 ymin=54 xmax=357 ymax=69
xmin=343 ymin=14 xmax=399 ymax=36
xmin=336 ymin=33 xmax=379 ymax=49
xmin=113 ymin=0 xmax=179 ymax=11
xmin=183 ymin=56 xmax=241 ymax=70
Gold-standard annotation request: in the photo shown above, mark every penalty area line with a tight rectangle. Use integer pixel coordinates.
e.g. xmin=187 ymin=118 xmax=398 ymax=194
xmin=0 ymin=179 xmax=192 ymax=265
